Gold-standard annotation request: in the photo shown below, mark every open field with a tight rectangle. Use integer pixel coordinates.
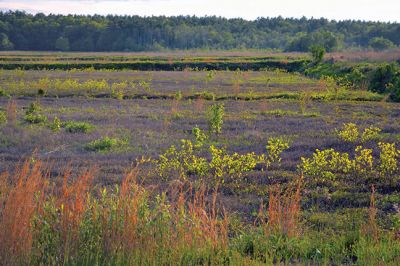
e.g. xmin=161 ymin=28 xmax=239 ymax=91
xmin=0 ymin=52 xmax=400 ymax=265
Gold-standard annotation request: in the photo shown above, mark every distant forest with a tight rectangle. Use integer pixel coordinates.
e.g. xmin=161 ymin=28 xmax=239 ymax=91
xmin=1 ymin=11 xmax=400 ymax=52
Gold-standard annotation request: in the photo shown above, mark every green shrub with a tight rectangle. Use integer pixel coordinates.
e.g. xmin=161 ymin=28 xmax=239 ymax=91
xmin=0 ymin=88 xmax=7 ymax=97
xmin=207 ymin=103 xmax=224 ymax=135
xmin=24 ymin=113 xmax=48 ymax=124
xmin=192 ymin=126 xmax=207 ymax=148
xmin=378 ymin=142 xmax=399 ymax=176
xmin=265 ymin=137 xmax=290 ymax=168
xmin=310 ymin=45 xmax=325 ymax=64
xmin=26 ymin=101 xmax=41 ymax=115
xmin=361 ymin=126 xmax=382 ymax=142
xmin=85 ymin=137 xmax=127 ymax=152
xmin=64 ymin=121 xmax=94 ymax=133
xmin=337 ymin=123 xmax=359 ymax=143
xmin=49 ymin=116 xmax=61 ymax=132
xmin=195 ymin=91 xmax=216 ymax=101
xmin=0 ymin=111 xmax=6 ymax=125
xmin=369 ymin=37 xmax=395 ymax=51
xmin=368 ymin=63 xmax=398 ymax=94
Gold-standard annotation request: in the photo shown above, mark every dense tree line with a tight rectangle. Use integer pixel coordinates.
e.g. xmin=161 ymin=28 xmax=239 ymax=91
xmin=0 ymin=11 xmax=399 ymax=52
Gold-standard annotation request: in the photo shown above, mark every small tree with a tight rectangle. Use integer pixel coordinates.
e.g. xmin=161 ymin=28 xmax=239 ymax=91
xmin=310 ymin=45 xmax=325 ymax=64
xmin=207 ymin=103 xmax=224 ymax=136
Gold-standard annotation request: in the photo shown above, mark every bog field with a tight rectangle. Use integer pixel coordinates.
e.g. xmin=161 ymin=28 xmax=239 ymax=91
xmin=0 ymin=51 xmax=400 ymax=265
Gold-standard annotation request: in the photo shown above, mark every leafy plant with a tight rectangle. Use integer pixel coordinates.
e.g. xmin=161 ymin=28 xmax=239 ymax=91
xmin=337 ymin=123 xmax=359 ymax=143
xmin=361 ymin=126 xmax=382 ymax=142
xmin=310 ymin=45 xmax=325 ymax=64
xmin=24 ymin=113 xmax=48 ymax=124
xmin=26 ymin=101 xmax=41 ymax=115
xmin=207 ymin=103 xmax=224 ymax=136
xmin=64 ymin=121 xmax=94 ymax=133
xmin=0 ymin=111 xmax=6 ymax=125
xmin=49 ymin=116 xmax=61 ymax=132
xmin=85 ymin=137 xmax=127 ymax=152
xmin=265 ymin=138 xmax=290 ymax=169
xmin=192 ymin=126 xmax=207 ymax=148
xmin=378 ymin=142 xmax=399 ymax=176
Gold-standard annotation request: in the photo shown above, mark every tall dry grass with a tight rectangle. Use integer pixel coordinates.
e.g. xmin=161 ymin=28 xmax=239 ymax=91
xmin=259 ymin=175 xmax=303 ymax=238
xmin=0 ymin=161 xmax=228 ymax=265
xmin=0 ymin=161 xmax=46 ymax=265
xmin=6 ymin=99 xmax=17 ymax=126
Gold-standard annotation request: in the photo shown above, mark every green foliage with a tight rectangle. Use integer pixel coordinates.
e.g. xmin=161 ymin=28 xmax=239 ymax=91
xmin=310 ymin=45 xmax=325 ymax=64
xmin=0 ymin=111 xmax=6 ymax=125
xmin=1 ymin=12 xmax=400 ymax=51
xmin=174 ymin=90 xmax=183 ymax=101
xmin=49 ymin=116 xmax=61 ymax=132
xmin=192 ymin=126 xmax=207 ymax=148
xmin=55 ymin=36 xmax=70 ymax=51
xmin=387 ymin=75 xmax=400 ymax=102
xmin=265 ymin=137 xmax=290 ymax=168
xmin=287 ymin=31 xmax=340 ymax=52
xmin=209 ymin=145 xmax=259 ymax=184
xmin=207 ymin=103 xmax=224 ymax=135
xmin=24 ymin=113 xmax=48 ymax=124
xmin=361 ymin=126 xmax=382 ymax=142
xmin=0 ymin=33 xmax=14 ymax=50
xmin=368 ymin=63 xmax=398 ymax=94
xmin=156 ymin=139 xmax=209 ymax=179
xmin=337 ymin=123 xmax=359 ymax=143
xmin=378 ymin=142 xmax=399 ymax=176
xmin=369 ymin=37 xmax=395 ymax=51
xmin=85 ymin=137 xmax=127 ymax=152
xmin=300 ymin=142 xmax=399 ymax=184
xmin=156 ymin=135 xmax=293 ymax=186
xmin=26 ymin=101 xmax=41 ymax=115
xmin=64 ymin=121 xmax=94 ymax=133
xmin=195 ymin=91 xmax=216 ymax=101
xmin=301 ymin=148 xmax=353 ymax=181
xmin=337 ymin=123 xmax=382 ymax=143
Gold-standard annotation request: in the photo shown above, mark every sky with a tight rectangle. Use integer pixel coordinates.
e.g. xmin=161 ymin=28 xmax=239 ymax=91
xmin=0 ymin=0 xmax=399 ymax=22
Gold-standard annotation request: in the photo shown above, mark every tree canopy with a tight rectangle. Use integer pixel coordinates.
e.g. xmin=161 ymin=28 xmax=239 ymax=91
xmin=1 ymin=11 xmax=399 ymax=51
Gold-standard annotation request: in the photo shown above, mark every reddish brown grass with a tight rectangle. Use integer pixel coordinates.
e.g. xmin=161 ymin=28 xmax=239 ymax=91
xmin=361 ymin=185 xmax=379 ymax=242
xmin=0 ymin=161 xmax=47 ymax=264
xmin=6 ymin=99 xmax=17 ymax=126
xmin=259 ymin=175 xmax=303 ymax=238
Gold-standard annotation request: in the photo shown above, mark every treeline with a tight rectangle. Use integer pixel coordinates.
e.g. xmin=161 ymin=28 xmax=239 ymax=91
xmin=1 ymin=11 xmax=400 ymax=52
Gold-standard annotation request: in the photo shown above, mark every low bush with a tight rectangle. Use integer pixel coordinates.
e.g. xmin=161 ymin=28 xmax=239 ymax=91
xmin=24 ymin=113 xmax=48 ymax=124
xmin=64 ymin=121 xmax=94 ymax=133
xmin=85 ymin=136 xmax=127 ymax=152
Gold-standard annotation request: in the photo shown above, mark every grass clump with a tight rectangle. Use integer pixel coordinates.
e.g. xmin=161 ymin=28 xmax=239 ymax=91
xmin=85 ymin=136 xmax=127 ymax=152
xmin=64 ymin=121 xmax=94 ymax=133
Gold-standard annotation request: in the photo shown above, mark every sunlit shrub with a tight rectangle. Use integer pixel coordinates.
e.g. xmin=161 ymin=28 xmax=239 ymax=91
xmin=24 ymin=113 xmax=48 ymax=124
xmin=49 ymin=116 xmax=61 ymax=132
xmin=337 ymin=123 xmax=359 ymax=143
xmin=85 ymin=137 xmax=127 ymax=152
xmin=0 ymin=111 xmax=6 ymax=125
xmin=264 ymin=138 xmax=290 ymax=168
xmin=207 ymin=103 xmax=224 ymax=136
xmin=361 ymin=126 xmax=382 ymax=143
xmin=26 ymin=101 xmax=41 ymax=115
xmin=209 ymin=145 xmax=258 ymax=185
xmin=192 ymin=126 xmax=207 ymax=148
xmin=64 ymin=121 xmax=94 ymax=133
xmin=378 ymin=142 xmax=399 ymax=176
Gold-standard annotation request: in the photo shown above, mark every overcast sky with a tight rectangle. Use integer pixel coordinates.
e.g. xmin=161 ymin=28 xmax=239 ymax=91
xmin=0 ymin=0 xmax=399 ymax=22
